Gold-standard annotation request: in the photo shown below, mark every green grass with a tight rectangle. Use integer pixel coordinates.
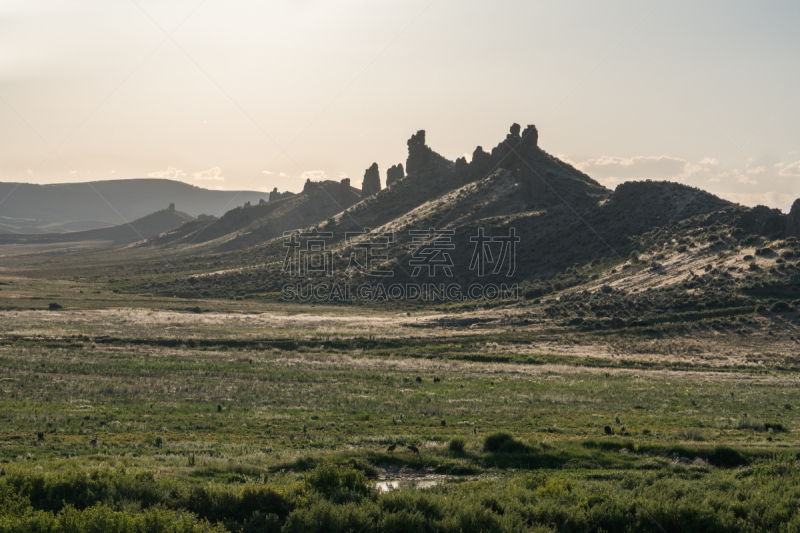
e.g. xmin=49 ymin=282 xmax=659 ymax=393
xmin=3 ymin=276 xmax=800 ymax=530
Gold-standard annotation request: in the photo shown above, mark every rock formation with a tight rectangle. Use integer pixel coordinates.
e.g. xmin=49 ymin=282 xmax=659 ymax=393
xmin=739 ymin=205 xmax=785 ymax=238
xmin=386 ymin=164 xmax=405 ymax=187
xmin=406 ymin=130 xmax=430 ymax=174
xmin=454 ymin=157 xmax=469 ymax=186
xmin=269 ymin=187 xmax=295 ymax=201
xmin=339 ymin=178 xmax=353 ymax=205
xmin=469 ymin=146 xmax=492 ymax=182
xmin=788 ymin=199 xmax=800 ymax=239
xmin=168 ymin=203 xmax=175 ymax=211
xmin=361 ymin=163 xmax=381 ymax=197
xmin=436 ymin=124 xmax=543 ymax=188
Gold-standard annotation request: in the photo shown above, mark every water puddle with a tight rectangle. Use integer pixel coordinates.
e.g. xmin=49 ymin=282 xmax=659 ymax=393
xmin=376 ymin=478 xmax=444 ymax=492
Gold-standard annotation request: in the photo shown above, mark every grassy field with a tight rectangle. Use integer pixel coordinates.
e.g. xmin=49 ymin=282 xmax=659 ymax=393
xmin=3 ymin=276 xmax=800 ymax=531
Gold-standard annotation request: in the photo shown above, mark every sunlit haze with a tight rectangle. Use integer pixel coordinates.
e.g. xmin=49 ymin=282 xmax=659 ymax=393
xmin=2 ymin=0 xmax=799 ymax=210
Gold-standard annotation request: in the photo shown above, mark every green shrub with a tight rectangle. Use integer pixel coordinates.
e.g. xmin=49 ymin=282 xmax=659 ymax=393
xmin=449 ymin=437 xmax=467 ymax=453
xmin=771 ymin=301 xmax=790 ymax=312
xmin=304 ymin=464 xmax=375 ymax=504
xmin=281 ymin=500 xmax=377 ymax=533
xmin=483 ymin=433 xmax=530 ymax=454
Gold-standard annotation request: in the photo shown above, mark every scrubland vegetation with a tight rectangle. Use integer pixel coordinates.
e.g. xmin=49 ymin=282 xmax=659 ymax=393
xmin=3 ymin=294 xmax=800 ymax=531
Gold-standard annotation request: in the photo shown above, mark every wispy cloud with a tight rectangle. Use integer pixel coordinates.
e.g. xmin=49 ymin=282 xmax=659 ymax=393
xmin=718 ymin=191 xmax=794 ymax=210
xmin=148 ymin=166 xmax=186 ymax=179
xmin=779 ymin=160 xmax=800 ymax=177
xmin=567 ymin=155 xmax=707 ymax=187
xmin=192 ymin=167 xmax=225 ymax=181
xmin=300 ymin=170 xmax=327 ymax=181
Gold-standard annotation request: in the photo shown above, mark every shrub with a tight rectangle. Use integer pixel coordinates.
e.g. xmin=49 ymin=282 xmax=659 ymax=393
xmin=483 ymin=433 xmax=529 ymax=454
xmin=708 ymin=446 xmax=746 ymax=467
xmin=304 ymin=464 xmax=375 ymax=504
xmin=448 ymin=438 xmax=466 ymax=453
xmin=771 ymin=301 xmax=790 ymax=312
xmin=281 ymin=500 xmax=377 ymax=533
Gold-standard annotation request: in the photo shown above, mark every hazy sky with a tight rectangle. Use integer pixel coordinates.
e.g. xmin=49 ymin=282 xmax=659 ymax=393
xmin=2 ymin=1 xmax=799 ymax=211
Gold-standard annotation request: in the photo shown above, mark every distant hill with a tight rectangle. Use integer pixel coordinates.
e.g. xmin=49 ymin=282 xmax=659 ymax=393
xmin=0 ymin=179 xmax=267 ymax=234
xmin=0 ymin=206 xmax=194 ymax=247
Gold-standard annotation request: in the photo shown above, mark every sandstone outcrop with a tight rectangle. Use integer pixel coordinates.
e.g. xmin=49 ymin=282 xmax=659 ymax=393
xmin=386 ymin=164 xmax=405 ymax=187
xmin=787 ymin=199 xmax=800 ymax=239
xmin=361 ymin=162 xmax=381 ymax=197
xmin=406 ymin=130 xmax=430 ymax=174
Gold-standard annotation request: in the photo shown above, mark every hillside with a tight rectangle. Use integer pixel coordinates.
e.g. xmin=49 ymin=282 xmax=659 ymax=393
xmin=0 ymin=206 xmax=194 ymax=248
xmin=153 ymin=124 xmax=740 ymax=291
xmin=145 ymin=180 xmax=360 ymax=252
xmin=2 ymin=122 xmax=799 ymax=319
xmin=0 ymin=179 xmax=267 ymax=234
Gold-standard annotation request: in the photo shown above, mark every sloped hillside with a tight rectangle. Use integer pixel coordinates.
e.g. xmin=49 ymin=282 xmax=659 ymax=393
xmin=145 ymin=123 xmax=782 ymax=299
xmin=0 ymin=179 xmax=266 ymax=233
xmin=146 ymin=180 xmax=360 ymax=252
xmin=0 ymin=206 xmax=195 ymax=247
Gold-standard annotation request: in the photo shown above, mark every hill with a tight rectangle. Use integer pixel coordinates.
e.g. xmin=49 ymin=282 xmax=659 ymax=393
xmin=145 ymin=179 xmax=360 ymax=252
xmin=2 ymin=122 xmax=799 ymax=319
xmin=0 ymin=205 xmax=194 ymax=249
xmin=116 ymin=123 xmax=796 ymax=305
xmin=0 ymin=179 xmax=267 ymax=234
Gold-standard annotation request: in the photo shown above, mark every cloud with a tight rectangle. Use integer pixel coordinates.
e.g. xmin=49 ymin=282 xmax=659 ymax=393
xmin=279 ymin=172 xmax=287 ymax=178
xmin=717 ymin=191 xmax=795 ymax=212
xmin=569 ymin=154 xmax=788 ymax=189
xmin=192 ymin=167 xmax=225 ymax=181
xmin=339 ymin=171 xmax=348 ymax=179
xmin=570 ymin=155 xmax=710 ymax=187
xmin=575 ymin=155 xmax=690 ymax=181
xmin=262 ymin=170 xmax=273 ymax=175
xmin=779 ymin=160 xmax=800 ymax=177
xmin=300 ymin=170 xmax=327 ymax=181
xmin=148 ymin=166 xmax=186 ymax=179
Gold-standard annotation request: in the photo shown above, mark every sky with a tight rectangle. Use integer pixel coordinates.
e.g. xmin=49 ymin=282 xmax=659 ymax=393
xmin=1 ymin=0 xmax=799 ymax=211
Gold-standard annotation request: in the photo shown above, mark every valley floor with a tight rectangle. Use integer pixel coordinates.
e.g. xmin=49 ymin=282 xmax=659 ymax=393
xmin=3 ymin=277 xmax=800 ymax=532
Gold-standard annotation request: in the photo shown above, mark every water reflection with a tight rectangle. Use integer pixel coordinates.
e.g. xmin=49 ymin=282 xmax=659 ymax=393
xmin=376 ymin=478 xmax=443 ymax=492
